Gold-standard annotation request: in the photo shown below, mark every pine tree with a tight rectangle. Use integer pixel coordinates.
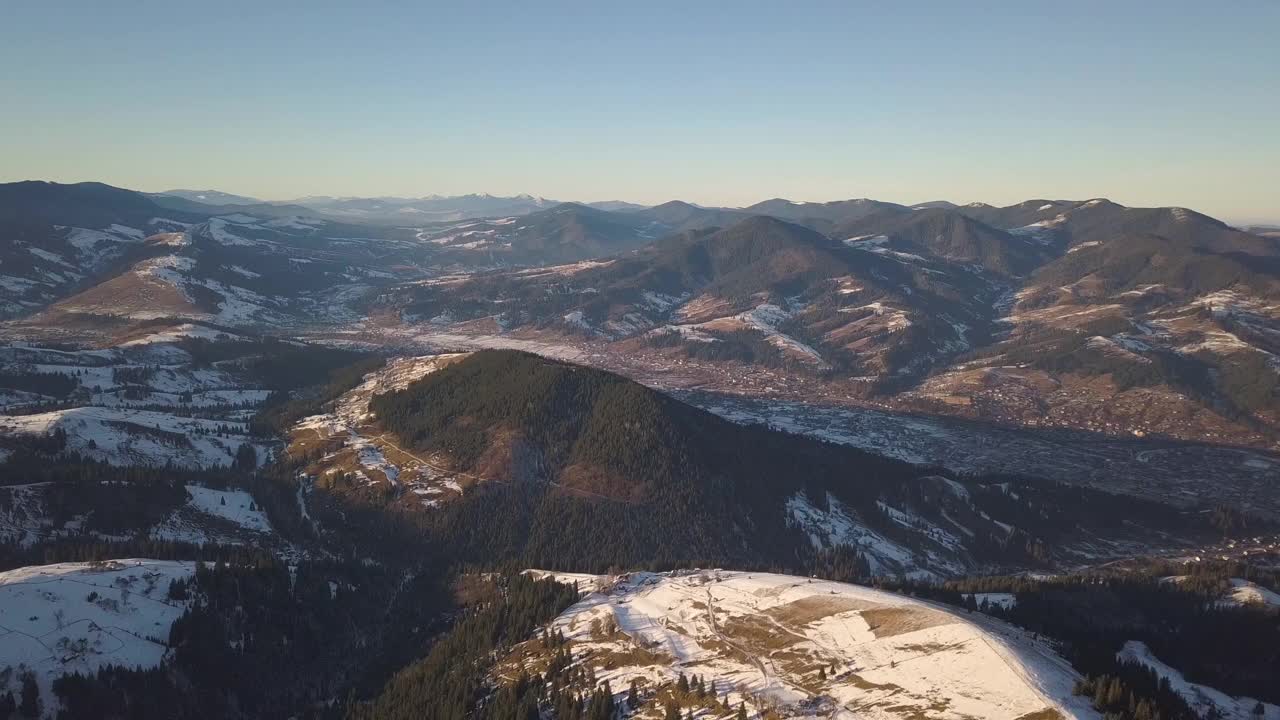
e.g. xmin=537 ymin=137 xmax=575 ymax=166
xmin=737 ymin=702 xmax=748 ymax=720
xmin=1093 ymin=676 xmax=1108 ymax=709
xmin=1107 ymin=676 xmax=1124 ymax=707
xmin=18 ymin=673 xmax=38 ymax=719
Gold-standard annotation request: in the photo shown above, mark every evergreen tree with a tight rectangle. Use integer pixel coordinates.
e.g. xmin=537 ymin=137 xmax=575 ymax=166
xmin=18 ymin=673 xmax=38 ymax=719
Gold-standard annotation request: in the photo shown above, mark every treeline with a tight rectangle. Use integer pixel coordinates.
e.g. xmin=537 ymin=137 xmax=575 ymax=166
xmin=0 ymin=368 xmax=77 ymax=398
xmin=51 ymin=558 xmax=454 ymax=719
xmin=347 ymin=573 xmax=579 ymax=720
xmin=241 ymin=341 xmax=377 ymax=392
xmin=1073 ymin=663 xmax=1198 ymax=720
xmin=417 ymin=482 xmax=806 ymax=574
xmin=479 ymin=654 xmax=747 ymax=720
xmin=173 ymin=336 xmax=384 ymax=437
xmin=1012 ymin=577 xmax=1280 ymax=713
xmin=876 ymin=568 xmax=1280 ymax=716
xmin=248 ymin=355 xmax=385 ymax=438
xmin=0 ymin=537 xmax=277 ymax=574
xmin=0 ymin=451 xmax=284 ymax=555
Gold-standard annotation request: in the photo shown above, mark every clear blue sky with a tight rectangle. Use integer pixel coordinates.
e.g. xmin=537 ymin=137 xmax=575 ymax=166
xmin=3 ymin=1 xmax=1278 ymax=222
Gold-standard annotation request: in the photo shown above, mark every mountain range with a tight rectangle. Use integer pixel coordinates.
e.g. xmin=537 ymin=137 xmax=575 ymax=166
xmin=155 ymin=189 xmax=649 ymax=225
xmin=0 ymin=177 xmax=1277 ymax=718
xmin=1 ymin=180 xmax=1276 ymax=458
xmin=393 ymin=197 xmax=1280 ymax=451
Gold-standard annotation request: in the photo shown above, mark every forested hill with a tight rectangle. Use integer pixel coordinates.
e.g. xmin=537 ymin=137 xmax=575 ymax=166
xmin=369 ymin=348 xmax=914 ymax=504
xmin=368 ymin=348 xmax=907 ymax=569
xmin=366 ymin=350 xmax=1242 ymax=574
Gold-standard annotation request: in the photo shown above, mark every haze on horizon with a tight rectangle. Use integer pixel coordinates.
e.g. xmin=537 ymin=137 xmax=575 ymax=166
xmin=2 ymin=1 xmax=1277 ymax=224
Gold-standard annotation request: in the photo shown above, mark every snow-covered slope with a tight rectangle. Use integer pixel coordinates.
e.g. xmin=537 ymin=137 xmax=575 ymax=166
xmin=0 ymin=221 xmax=162 ymax=319
xmin=0 ymin=334 xmax=275 ymax=469
xmin=0 ymin=559 xmax=195 ymax=703
xmin=1161 ymin=575 xmax=1280 ymax=608
xmin=150 ymin=485 xmax=275 ymax=545
xmin=785 ymin=491 xmax=968 ymax=579
xmin=1 ymin=482 xmax=281 ymax=549
xmin=289 ymin=354 xmax=474 ymax=508
xmin=509 ymin=570 xmax=1099 ymax=720
xmin=1117 ymin=641 xmax=1279 ymax=720
xmin=0 ymin=406 xmax=270 ymax=469
xmin=1226 ymin=578 xmax=1280 ymax=607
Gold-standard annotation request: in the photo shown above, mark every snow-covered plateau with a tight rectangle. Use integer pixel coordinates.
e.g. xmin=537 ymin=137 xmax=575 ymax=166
xmin=511 ymin=570 xmax=1101 ymax=720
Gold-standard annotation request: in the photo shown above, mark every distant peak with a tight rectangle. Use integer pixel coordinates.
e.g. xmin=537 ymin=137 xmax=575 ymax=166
xmin=1078 ymin=198 xmax=1119 ymax=208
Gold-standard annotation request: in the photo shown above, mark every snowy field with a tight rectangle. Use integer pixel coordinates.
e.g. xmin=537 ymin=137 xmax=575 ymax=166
xmin=0 ymin=559 xmax=195 ymax=704
xmin=515 ymin=570 xmax=1100 ymax=720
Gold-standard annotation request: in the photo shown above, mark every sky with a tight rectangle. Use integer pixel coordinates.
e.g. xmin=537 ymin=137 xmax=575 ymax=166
xmin=2 ymin=1 xmax=1278 ymax=223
